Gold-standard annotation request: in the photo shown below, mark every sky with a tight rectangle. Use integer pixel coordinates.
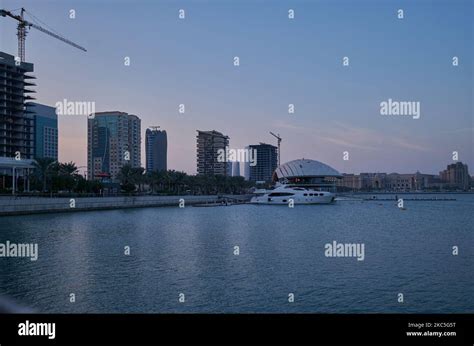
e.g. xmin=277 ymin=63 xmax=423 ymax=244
xmin=1 ymin=0 xmax=472 ymax=175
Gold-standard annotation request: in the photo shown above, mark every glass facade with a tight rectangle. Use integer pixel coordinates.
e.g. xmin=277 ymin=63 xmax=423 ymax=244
xmin=27 ymin=102 xmax=58 ymax=160
xmin=87 ymin=112 xmax=141 ymax=181
xmin=145 ymin=128 xmax=167 ymax=172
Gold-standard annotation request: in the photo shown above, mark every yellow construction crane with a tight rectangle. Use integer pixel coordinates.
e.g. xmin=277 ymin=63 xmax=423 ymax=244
xmin=0 ymin=7 xmax=86 ymax=62
xmin=269 ymin=131 xmax=282 ymax=166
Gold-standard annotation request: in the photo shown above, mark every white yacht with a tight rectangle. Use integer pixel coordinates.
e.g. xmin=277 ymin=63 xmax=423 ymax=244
xmin=250 ymin=158 xmax=342 ymax=205
xmin=250 ymin=184 xmax=335 ymax=205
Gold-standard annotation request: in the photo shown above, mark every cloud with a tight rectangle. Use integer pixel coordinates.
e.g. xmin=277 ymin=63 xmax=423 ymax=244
xmin=273 ymin=120 xmax=431 ymax=152
xmin=390 ymin=137 xmax=428 ymax=152
xmin=439 ymin=127 xmax=474 ymax=134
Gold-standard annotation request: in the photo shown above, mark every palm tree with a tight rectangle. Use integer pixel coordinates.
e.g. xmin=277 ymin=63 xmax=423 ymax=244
xmin=174 ymin=171 xmax=187 ymax=194
xmin=117 ymin=164 xmax=136 ymax=192
xmin=131 ymin=167 xmax=145 ymax=192
xmin=117 ymin=165 xmax=145 ymax=192
xmin=147 ymin=170 xmax=161 ymax=193
xmin=58 ymin=162 xmax=80 ymax=192
xmin=33 ymin=158 xmax=56 ymax=192
xmin=59 ymin=162 xmax=79 ymax=176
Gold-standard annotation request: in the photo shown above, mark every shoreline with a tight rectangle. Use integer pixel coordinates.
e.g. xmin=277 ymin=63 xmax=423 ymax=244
xmin=340 ymin=191 xmax=473 ymax=194
xmin=0 ymin=192 xmax=469 ymax=217
xmin=0 ymin=195 xmax=253 ymax=217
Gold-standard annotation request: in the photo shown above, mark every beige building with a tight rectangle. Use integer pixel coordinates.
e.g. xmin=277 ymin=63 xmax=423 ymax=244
xmin=196 ymin=130 xmax=229 ymax=176
xmin=338 ymin=172 xmax=436 ymax=191
xmin=439 ymin=162 xmax=470 ymax=190
xmin=337 ymin=173 xmax=387 ymax=190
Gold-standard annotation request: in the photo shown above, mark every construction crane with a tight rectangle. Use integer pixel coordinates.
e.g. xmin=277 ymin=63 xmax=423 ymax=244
xmin=269 ymin=131 xmax=282 ymax=166
xmin=0 ymin=7 xmax=86 ymax=62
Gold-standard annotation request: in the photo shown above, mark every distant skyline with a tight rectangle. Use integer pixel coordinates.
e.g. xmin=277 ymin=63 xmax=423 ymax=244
xmin=1 ymin=0 xmax=472 ymax=175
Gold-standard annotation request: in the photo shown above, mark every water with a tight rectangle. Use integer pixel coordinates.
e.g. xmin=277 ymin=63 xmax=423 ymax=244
xmin=0 ymin=194 xmax=473 ymax=313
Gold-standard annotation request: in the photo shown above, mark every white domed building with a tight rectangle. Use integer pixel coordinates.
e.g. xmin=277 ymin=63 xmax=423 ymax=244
xmin=272 ymin=159 xmax=342 ymax=191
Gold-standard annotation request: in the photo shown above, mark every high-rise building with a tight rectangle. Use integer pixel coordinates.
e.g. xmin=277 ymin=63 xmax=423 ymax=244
xmin=196 ymin=130 xmax=229 ymax=175
xmin=243 ymin=148 xmax=250 ymax=181
xmin=145 ymin=127 xmax=167 ymax=172
xmin=26 ymin=102 xmax=58 ymax=160
xmin=440 ymin=162 xmax=470 ymax=190
xmin=0 ymin=52 xmax=35 ymax=159
xmin=248 ymin=143 xmax=278 ymax=183
xmin=87 ymin=111 xmax=141 ymax=181
xmin=232 ymin=160 xmax=241 ymax=177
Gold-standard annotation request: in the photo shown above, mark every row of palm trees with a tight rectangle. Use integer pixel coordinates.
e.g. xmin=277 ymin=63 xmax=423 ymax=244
xmin=31 ymin=158 xmax=102 ymax=193
xmin=28 ymin=160 xmax=254 ymax=195
xmin=117 ymin=164 xmax=253 ymax=195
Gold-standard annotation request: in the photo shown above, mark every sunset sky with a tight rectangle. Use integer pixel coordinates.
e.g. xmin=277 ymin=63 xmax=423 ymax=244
xmin=1 ymin=0 xmax=472 ymax=175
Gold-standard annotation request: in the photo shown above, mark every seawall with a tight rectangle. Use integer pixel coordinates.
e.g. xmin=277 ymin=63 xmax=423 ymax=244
xmin=0 ymin=195 xmax=252 ymax=216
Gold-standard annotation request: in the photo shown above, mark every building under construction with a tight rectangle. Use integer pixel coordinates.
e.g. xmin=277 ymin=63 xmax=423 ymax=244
xmin=0 ymin=51 xmax=36 ymax=193
xmin=0 ymin=51 xmax=36 ymax=159
xmin=0 ymin=7 xmax=85 ymax=194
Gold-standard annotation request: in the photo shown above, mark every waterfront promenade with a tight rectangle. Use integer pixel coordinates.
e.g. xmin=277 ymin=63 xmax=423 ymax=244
xmin=0 ymin=195 xmax=253 ymax=216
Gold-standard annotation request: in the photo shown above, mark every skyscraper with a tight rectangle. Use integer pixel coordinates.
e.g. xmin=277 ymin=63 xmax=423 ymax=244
xmin=27 ymin=102 xmax=58 ymax=160
xmin=232 ymin=160 xmax=241 ymax=177
xmin=196 ymin=130 xmax=229 ymax=176
xmin=87 ymin=111 xmax=141 ymax=180
xmin=145 ymin=127 xmax=167 ymax=172
xmin=244 ymin=148 xmax=250 ymax=181
xmin=0 ymin=52 xmax=35 ymax=159
xmin=248 ymin=143 xmax=278 ymax=183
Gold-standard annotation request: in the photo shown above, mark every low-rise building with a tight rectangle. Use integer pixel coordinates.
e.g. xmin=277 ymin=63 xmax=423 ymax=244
xmin=338 ymin=171 xmax=438 ymax=191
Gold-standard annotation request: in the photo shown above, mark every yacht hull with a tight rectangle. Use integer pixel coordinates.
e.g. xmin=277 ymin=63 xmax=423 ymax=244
xmin=250 ymin=186 xmax=336 ymax=205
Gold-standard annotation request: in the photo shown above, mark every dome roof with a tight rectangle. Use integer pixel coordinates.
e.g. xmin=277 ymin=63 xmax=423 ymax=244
xmin=274 ymin=159 xmax=341 ymax=179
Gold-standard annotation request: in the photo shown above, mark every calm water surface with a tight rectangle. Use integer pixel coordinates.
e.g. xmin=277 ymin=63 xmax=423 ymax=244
xmin=0 ymin=194 xmax=473 ymax=313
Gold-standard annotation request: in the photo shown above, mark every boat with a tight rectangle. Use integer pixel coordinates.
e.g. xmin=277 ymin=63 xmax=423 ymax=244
xmin=193 ymin=202 xmax=232 ymax=207
xmin=193 ymin=199 xmax=233 ymax=207
xmin=250 ymin=184 xmax=335 ymax=205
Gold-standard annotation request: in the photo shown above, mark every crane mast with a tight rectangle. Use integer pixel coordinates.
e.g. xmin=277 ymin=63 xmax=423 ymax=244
xmin=17 ymin=9 xmax=27 ymax=62
xmin=269 ymin=131 xmax=282 ymax=167
xmin=0 ymin=7 xmax=86 ymax=62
